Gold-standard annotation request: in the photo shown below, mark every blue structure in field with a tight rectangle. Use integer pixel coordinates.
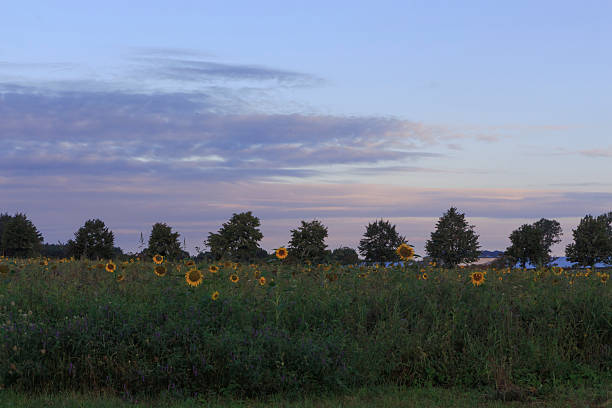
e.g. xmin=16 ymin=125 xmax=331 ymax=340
xmin=514 ymin=257 xmax=612 ymax=269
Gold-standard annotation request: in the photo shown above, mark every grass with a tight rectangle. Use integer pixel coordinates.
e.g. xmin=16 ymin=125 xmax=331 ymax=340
xmin=1 ymin=385 xmax=610 ymax=407
xmin=1 ymin=257 xmax=610 ymax=400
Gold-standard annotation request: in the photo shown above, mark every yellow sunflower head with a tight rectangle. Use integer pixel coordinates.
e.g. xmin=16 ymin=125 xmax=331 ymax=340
xmin=230 ymin=274 xmax=239 ymax=283
xmin=186 ymin=269 xmax=203 ymax=287
xmin=275 ymin=247 xmax=288 ymax=260
xmin=211 ymin=291 xmax=220 ymax=301
xmin=601 ymin=273 xmax=609 ymax=284
xmin=422 ymin=272 xmax=428 ymax=280
xmin=208 ymin=265 xmax=219 ymax=274
xmin=152 ymin=254 xmax=164 ymax=265
xmin=154 ymin=265 xmax=167 ymax=277
xmin=259 ymin=276 xmax=266 ymax=286
xmin=186 ymin=260 xmax=195 ymax=268
xmin=105 ymin=262 xmax=116 ymax=273
xmin=396 ymin=243 xmax=415 ymax=261
xmin=470 ymin=271 xmax=485 ymax=286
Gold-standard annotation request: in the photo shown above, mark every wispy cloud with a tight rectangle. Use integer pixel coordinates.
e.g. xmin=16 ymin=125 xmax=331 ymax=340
xmin=579 ymin=146 xmax=612 ymax=157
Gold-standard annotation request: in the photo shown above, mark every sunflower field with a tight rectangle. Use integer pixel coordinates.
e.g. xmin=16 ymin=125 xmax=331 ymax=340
xmin=0 ymin=254 xmax=610 ymax=399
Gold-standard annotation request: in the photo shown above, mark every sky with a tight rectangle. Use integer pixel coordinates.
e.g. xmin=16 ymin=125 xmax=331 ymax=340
xmin=1 ymin=0 xmax=611 ymax=256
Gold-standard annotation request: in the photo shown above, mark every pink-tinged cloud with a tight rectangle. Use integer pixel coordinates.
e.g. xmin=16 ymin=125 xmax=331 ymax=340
xmin=580 ymin=146 xmax=612 ymax=157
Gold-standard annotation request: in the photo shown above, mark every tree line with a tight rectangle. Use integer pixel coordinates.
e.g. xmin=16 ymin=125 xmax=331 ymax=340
xmin=1 ymin=208 xmax=611 ymax=267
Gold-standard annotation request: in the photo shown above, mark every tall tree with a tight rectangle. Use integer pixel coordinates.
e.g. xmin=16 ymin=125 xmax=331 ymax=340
xmin=146 ymin=222 xmax=183 ymax=260
xmin=67 ymin=219 xmax=115 ymax=260
xmin=566 ymin=213 xmax=612 ymax=267
xmin=505 ymin=218 xmax=562 ymax=268
xmin=0 ymin=213 xmax=12 ymax=255
xmin=206 ymin=212 xmax=263 ymax=262
xmin=0 ymin=213 xmax=43 ymax=257
xmin=288 ymin=219 xmax=329 ymax=262
xmin=358 ymin=219 xmax=405 ymax=262
xmin=425 ymin=207 xmax=480 ymax=267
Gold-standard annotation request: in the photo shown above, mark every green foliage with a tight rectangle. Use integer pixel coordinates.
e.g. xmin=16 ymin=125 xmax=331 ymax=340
xmin=566 ymin=213 xmax=612 ymax=267
xmin=425 ymin=207 xmax=480 ymax=267
xmin=506 ymin=218 xmax=562 ymax=268
xmin=331 ymin=247 xmax=360 ymax=265
xmin=0 ymin=261 xmax=610 ymax=398
xmin=0 ymin=213 xmax=43 ymax=258
xmin=66 ymin=219 xmax=115 ymax=260
xmin=146 ymin=222 xmax=184 ymax=260
xmin=206 ymin=212 xmax=264 ymax=262
xmin=358 ymin=219 xmax=405 ymax=262
xmin=288 ymin=220 xmax=329 ymax=263
xmin=40 ymin=243 xmax=69 ymax=259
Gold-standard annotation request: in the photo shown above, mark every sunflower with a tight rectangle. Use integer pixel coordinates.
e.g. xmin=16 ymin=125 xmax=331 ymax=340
xmin=396 ymin=243 xmax=415 ymax=261
xmin=208 ymin=265 xmax=219 ymax=274
xmin=116 ymin=274 xmax=125 ymax=282
xmin=186 ymin=269 xmax=203 ymax=287
xmin=275 ymin=247 xmax=288 ymax=260
xmin=601 ymin=273 xmax=609 ymax=284
xmin=185 ymin=260 xmax=195 ymax=268
xmin=154 ymin=265 xmax=167 ymax=277
xmin=211 ymin=291 xmax=220 ymax=301
xmin=470 ymin=271 xmax=485 ymax=286
xmin=152 ymin=254 xmax=164 ymax=265
xmin=421 ymin=272 xmax=428 ymax=280
xmin=230 ymin=274 xmax=239 ymax=283
xmin=259 ymin=276 xmax=266 ymax=286
xmin=105 ymin=261 xmax=116 ymax=273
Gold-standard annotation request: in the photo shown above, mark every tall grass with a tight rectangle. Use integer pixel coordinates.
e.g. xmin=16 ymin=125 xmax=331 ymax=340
xmin=1 ymin=259 xmax=610 ymax=398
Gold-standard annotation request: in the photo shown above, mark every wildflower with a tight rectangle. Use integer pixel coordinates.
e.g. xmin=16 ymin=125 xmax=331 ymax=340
xmin=230 ymin=274 xmax=239 ymax=283
xmin=154 ymin=265 xmax=167 ymax=277
xmin=396 ymin=243 xmax=415 ymax=261
xmin=211 ymin=291 xmax=220 ymax=301
xmin=185 ymin=269 xmax=203 ymax=287
xmin=208 ymin=265 xmax=219 ymax=274
xmin=259 ymin=276 xmax=266 ymax=286
xmin=275 ymin=247 xmax=288 ymax=260
xmin=105 ymin=261 xmax=116 ymax=273
xmin=153 ymin=255 xmax=164 ymax=264
xmin=470 ymin=271 xmax=485 ymax=286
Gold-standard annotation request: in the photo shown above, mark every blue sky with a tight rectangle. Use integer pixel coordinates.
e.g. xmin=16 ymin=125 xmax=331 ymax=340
xmin=1 ymin=1 xmax=611 ymax=255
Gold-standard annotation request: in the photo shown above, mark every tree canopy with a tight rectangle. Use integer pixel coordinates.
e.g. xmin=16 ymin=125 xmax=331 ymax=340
xmin=358 ymin=219 xmax=405 ymax=262
xmin=0 ymin=213 xmax=44 ymax=258
xmin=288 ymin=219 xmax=329 ymax=263
xmin=146 ymin=222 xmax=184 ymax=260
xmin=566 ymin=213 xmax=612 ymax=267
xmin=67 ymin=219 xmax=115 ymax=260
xmin=206 ymin=212 xmax=263 ymax=262
xmin=425 ymin=207 xmax=480 ymax=267
xmin=505 ymin=218 xmax=562 ymax=268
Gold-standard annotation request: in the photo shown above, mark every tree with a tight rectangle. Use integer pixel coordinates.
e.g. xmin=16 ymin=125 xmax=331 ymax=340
xmin=505 ymin=218 xmax=562 ymax=268
xmin=146 ymin=222 xmax=183 ymax=260
xmin=0 ymin=213 xmax=43 ymax=257
xmin=566 ymin=213 xmax=612 ymax=267
xmin=358 ymin=219 xmax=405 ymax=262
xmin=206 ymin=212 xmax=263 ymax=262
xmin=67 ymin=219 xmax=115 ymax=260
xmin=0 ymin=213 xmax=12 ymax=255
xmin=288 ymin=219 xmax=329 ymax=262
xmin=425 ymin=207 xmax=480 ymax=267
xmin=332 ymin=247 xmax=359 ymax=265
